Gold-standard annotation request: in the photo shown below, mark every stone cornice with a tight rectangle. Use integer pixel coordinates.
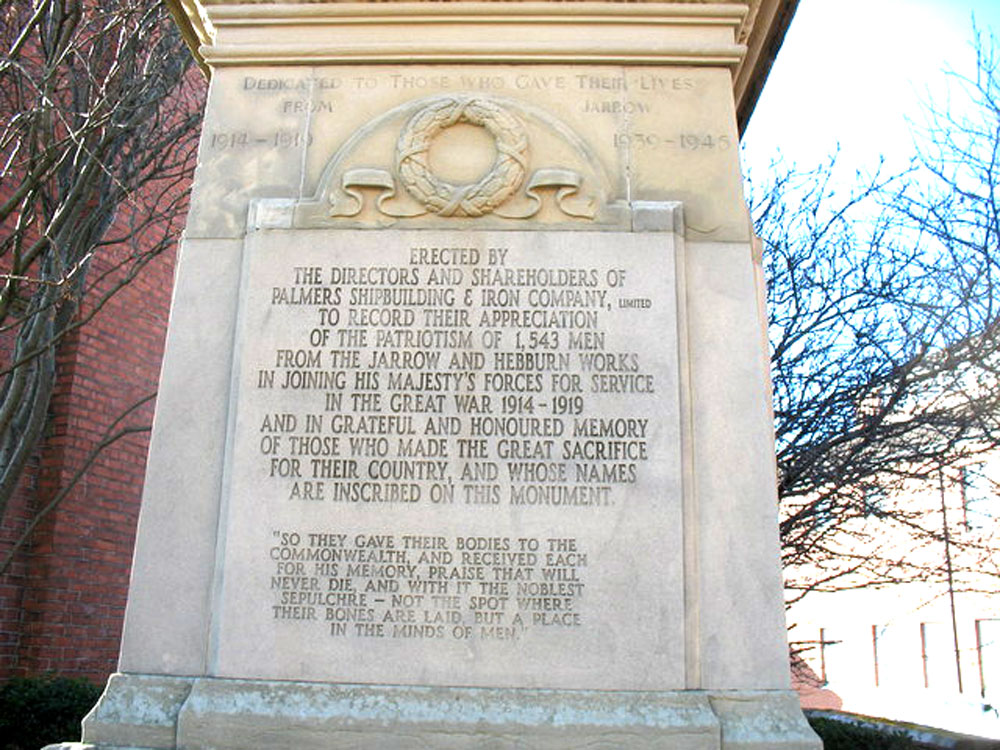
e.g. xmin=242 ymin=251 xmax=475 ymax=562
xmin=734 ymin=0 xmax=798 ymax=130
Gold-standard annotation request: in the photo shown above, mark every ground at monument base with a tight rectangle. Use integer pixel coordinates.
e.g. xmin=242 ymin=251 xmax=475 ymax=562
xmin=52 ymin=673 xmax=820 ymax=749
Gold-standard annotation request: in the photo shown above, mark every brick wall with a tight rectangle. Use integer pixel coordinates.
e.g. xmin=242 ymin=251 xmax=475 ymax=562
xmin=0 ymin=422 xmax=38 ymax=677
xmin=0 ymin=217 xmax=178 ymax=683
xmin=0 ymin=3 xmax=205 ymax=677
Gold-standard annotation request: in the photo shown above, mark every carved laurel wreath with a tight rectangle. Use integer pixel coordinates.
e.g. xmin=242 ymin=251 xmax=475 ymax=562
xmin=395 ymin=97 xmax=529 ymax=217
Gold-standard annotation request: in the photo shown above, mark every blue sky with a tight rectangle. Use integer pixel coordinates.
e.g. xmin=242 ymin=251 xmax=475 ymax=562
xmin=742 ymin=0 xmax=1000 ymax=176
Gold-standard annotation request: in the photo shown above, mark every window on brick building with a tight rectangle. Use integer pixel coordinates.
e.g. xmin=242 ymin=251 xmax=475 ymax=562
xmin=872 ymin=624 xmax=881 ymax=687
xmin=815 ymin=627 xmax=844 ymax=686
xmin=921 ymin=621 xmax=960 ymax=692
xmin=961 ymin=463 xmax=993 ymax=530
xmin=977 ymin=619 xmax=1000 ymax=699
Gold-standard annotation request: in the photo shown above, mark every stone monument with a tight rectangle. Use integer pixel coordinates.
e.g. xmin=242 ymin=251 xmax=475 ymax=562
xmin=77 ymin=1 xmax=820 ymax=747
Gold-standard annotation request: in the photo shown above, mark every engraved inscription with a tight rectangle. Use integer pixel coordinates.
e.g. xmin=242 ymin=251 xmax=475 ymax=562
xmin=257 ymin=249 xmax=657 ymax=508
xmin=216 ymin=230 xmax=686 ymax=691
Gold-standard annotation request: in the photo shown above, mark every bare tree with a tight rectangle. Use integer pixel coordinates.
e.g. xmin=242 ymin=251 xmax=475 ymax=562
xmin=749 ymin=31 xmax=1000 ymax=602
xmin=0 ymin=1 xmax=203 ymax=543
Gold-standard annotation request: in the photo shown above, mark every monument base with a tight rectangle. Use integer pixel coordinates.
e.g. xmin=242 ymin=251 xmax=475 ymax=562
xmin=69 ymin=673 xmax=818 ymax=749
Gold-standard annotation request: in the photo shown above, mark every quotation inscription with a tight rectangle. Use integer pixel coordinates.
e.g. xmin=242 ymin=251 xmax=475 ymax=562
xmin=269 ymin=531 xmax=586 ymax=640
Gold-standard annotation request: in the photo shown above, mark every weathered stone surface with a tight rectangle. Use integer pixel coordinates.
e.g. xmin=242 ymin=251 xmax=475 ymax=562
xmin=709 ymin=691 xmax=822 ymax=749
xmin=81 ymin=673 xmax=193 ymax=749
xmin=81 ymin=676 xmax=819 ymax=750
xmin=118 ymin=240 xmax=244 ymax=677
xmin=178 ymin=680 xmax=721 ymax=750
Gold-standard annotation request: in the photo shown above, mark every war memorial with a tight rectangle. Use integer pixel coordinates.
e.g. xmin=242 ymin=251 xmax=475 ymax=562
xmin=69 ymin=1 xmax=820 ymax=747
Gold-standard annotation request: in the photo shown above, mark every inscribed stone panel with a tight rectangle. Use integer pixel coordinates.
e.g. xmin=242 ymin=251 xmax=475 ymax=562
xmin=212 ymin=229 xmax=685 ymax=690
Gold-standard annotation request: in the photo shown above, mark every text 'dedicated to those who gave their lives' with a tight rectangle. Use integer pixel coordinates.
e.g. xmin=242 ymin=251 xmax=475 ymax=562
xmin=215 ymin=230 xmax=686 ymax=690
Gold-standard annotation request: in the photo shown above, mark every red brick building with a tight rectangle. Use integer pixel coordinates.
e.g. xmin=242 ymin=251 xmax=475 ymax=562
xmin=0 ymin=238 xmax=178 ymax=681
